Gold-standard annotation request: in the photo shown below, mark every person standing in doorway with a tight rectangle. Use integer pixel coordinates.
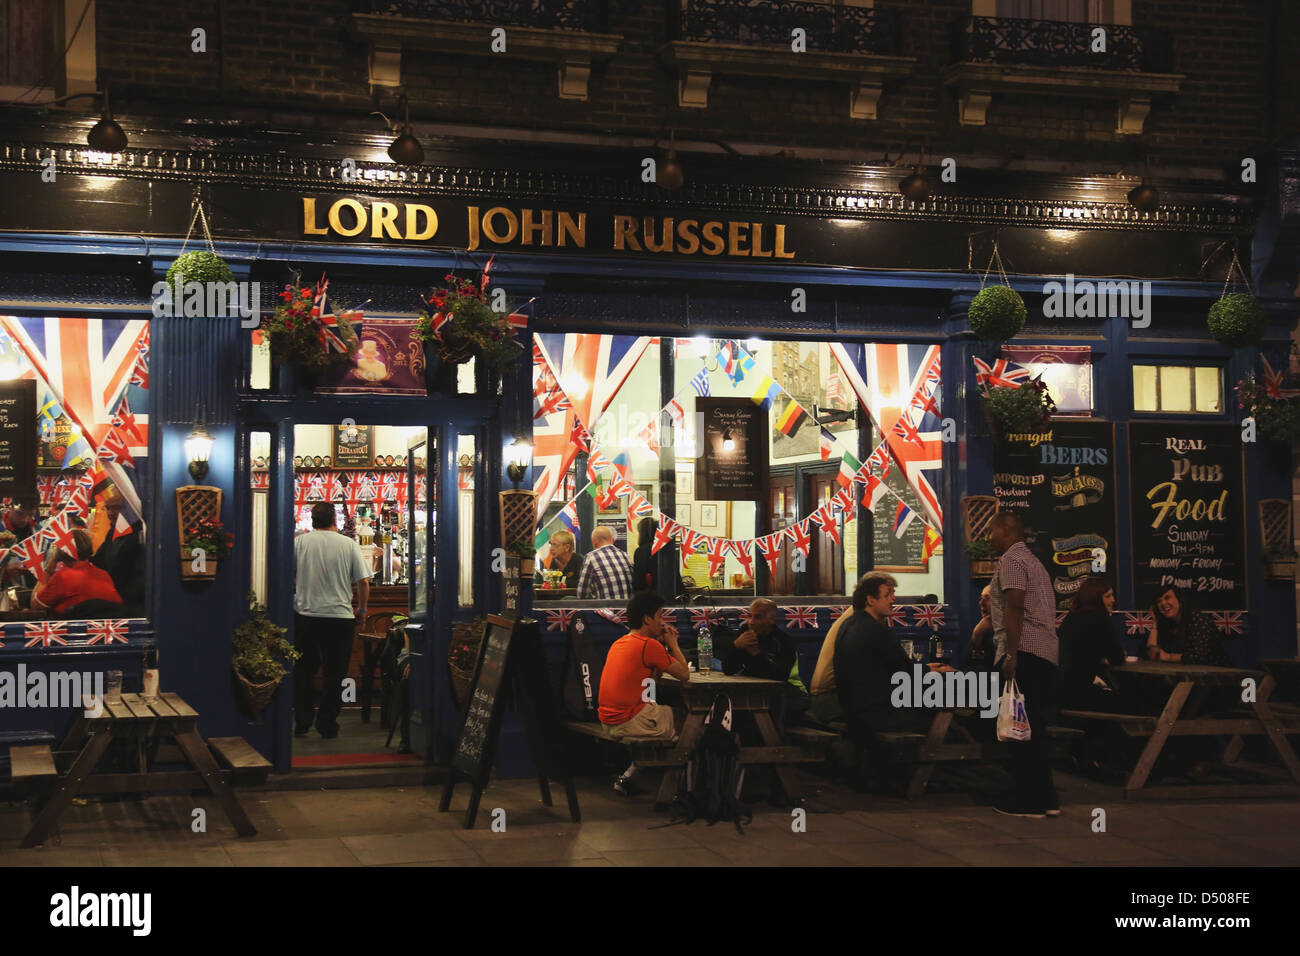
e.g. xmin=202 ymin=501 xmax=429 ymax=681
xmin=294 ymin=502 xmax=371 ymax=739
xmin=988 ymin=512 xmax=1061 ymax=818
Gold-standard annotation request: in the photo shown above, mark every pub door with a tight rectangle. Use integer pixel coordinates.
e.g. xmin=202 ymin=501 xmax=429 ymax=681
xmin=808 ymin=472 xmax=843 ymax=595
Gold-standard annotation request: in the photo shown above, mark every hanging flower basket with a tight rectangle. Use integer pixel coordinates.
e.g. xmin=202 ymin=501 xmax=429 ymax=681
xmin=166 ymin=250 xmax=234 ymax=287
xmin=1265 ymin=556 xmax=1296 ymax=581
xmin=1236 ymin=373 xmax=1300 ymax=443
xmin=263 ymin=274 xmax=359 ymax=370
xmin=980 ymin=376 xmax=1056 ymax=441
xmin=969 ymin=286 xmax=1027 ymax=343
xmin=234 ymin=671 xmax=281 ymax=718
xmin=181 ymin=558 xmax=218 ymax=580
xmin=232 ymin=594 xmax=299 ymax=719
xmin=416 ymin=270 xmax=523 ymax=372
xmin=1208 ymin=293 xmax=1266 ymax=347
xmin=448 ymin=617 xmax=488 ymax=711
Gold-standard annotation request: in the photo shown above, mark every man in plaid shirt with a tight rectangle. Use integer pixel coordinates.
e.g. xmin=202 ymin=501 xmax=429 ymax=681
xmin=576 ymin=526 xmax=634 ymax=600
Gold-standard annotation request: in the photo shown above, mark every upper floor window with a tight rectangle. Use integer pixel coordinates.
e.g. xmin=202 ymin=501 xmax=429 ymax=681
xmin=993 ymin=0 xmax=1127 ymax=23
xmin=1132 ymin=364 xmax=1223 ymax=414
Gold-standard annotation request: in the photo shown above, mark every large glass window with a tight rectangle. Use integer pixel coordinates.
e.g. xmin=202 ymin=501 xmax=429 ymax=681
xmin=0 ymin=316 xmax=150 ymax=619
xmin=531 ymin=335 xmax=945 ymax=602
xmin=1132 ymin=364 xmax=1222 ymax=414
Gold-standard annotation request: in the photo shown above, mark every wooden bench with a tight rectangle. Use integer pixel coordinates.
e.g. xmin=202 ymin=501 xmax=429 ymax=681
xmin=784 ymin=726 xmax=839 ymax=760
xmin=9 ymin=745 xmax=58 ymax=796
xmin=1060 ymin=709 xmax=1159 ymax=735
xmin=564 ymin=720 xmax=682 ymax=767
xmin=208 ymin=737 xmax=273 ymax=786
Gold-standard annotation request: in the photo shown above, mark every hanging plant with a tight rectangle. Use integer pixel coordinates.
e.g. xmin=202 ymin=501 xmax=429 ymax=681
xmin=1236 ymin=373 xmax=1300 ymax=442
xmin=166 ymin=250 xmax=234 ymax=287
xmin=232 ymin=594 xmax=301 ymax=718
xmin=1208 ymin=293 xmax=1265 ymax=347
xmin=262 ymin=275 xmax=359 ymax=370
xmin=183 ymin=516 xmax=233 ymax=560
xmin=981 ymin=376 xmax=1056 ymax=438
xmin=969 ymin=286 xmax=1027 ymax=342
xmin=416 ymin=271 xmax=523 ymax=371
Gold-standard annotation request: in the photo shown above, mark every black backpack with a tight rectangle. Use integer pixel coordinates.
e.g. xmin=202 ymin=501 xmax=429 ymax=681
xmin=561 ymin=613 xmax=599 ymax=721
xmin=667 ymin=693 xmax=752 ymax=834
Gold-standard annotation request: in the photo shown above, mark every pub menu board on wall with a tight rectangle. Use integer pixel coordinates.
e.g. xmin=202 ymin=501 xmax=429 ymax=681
xmin=993 ymin=420 xmax=1116 ymax=610
xmin=696 ymin=398 xmax=768 ymax=501
xmin=0 ymin=380 xmax=36 ymax=500
xmin=872 ymin=466 xmax=928 ymax=572
xmin=332 ymin=423 xmax=374 ymax=467
xmin=1129 ymin=422 xmax=1244 ymax=611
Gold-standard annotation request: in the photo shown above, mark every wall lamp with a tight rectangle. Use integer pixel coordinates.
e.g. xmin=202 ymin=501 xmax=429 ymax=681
xmin=386 ymin=93 xmax=424 ymax=165
xmin=186 ymin=423 xmax=214 ymax=482
xmin=506 ymin=437 xmax=532 ymax=484
xmin=45 ymin=90 xmax=127 ymax=151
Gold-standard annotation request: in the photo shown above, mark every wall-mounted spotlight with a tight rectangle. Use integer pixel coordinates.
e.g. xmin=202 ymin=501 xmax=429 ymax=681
xmin=387 ymin=93 xmax=424 ymax=165
xmin=185 ymin=423 xmax=214 ymax=482
xmin=506 ymin=437 xmax=532 ymax=484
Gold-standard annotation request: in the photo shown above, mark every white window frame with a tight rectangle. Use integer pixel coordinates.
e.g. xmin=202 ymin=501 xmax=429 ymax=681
xmin=1131 ymin=363 xmax=1224 ymax=416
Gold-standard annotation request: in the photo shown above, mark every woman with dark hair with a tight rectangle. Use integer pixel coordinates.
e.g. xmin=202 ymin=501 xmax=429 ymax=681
xmin=1058 ymin=577 xmax=1126 ymax=710
xmin=631 ymin=517 xmax=657 ymax=593
xmin=1148 ymin=586 xmax=1231 ymax=667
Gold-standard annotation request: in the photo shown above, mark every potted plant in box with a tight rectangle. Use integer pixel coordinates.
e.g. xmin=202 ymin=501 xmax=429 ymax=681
xmin=508 ymin=538 xmax=536 ymax=576
xmin=981 ymin=376 xmax=1057 ymax=441
xmin=232 ymin=594 xmax=300 ymax=718
xmin=1264 ymin=546 xmax=1297 ymax=581
xmin=181 ymin=516 xmax=232 ymax=579
xmin=967 ymin=538 xmax=998 ymax=577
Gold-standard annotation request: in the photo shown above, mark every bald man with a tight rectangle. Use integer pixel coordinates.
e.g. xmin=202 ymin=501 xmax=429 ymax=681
xmin=714 ymin=598 xmax=809 ymax=727
xmin=575 ymin=525 xmax=634 ymax=601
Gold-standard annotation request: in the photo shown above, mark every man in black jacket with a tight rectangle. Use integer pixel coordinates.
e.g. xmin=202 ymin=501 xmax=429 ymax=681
xmin=714 ymin=598 xmax=809 ymax=728
xmin=834 ymin=571 xmax=930 ymax=746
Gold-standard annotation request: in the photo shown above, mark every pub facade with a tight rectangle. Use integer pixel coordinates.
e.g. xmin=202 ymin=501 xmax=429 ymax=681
xmin=0 ymin=0 xmax=1296 ymax=776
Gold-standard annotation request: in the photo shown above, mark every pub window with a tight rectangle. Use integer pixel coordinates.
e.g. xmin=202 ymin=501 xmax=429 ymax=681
xmin=531 ymin=334 xmax=945 ymax=604
xmin=250 ymin=430 xmax=270 ymax=605
xmin=0 ymin=316 xmax=150 ymax=621
xmin=1132 ymin=364 xmax=1222 ymax=414
xmin=989 ymin=0 xmax=1125 ymax=22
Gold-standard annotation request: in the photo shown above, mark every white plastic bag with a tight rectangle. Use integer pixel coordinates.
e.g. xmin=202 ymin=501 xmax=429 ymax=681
xmin=996 ymin=678 xmax=1031 ymax=742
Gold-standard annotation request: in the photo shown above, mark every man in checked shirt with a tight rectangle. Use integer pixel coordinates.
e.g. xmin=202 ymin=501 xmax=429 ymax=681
xmin=988 ymin=512 xmax=1062 ymax=819
xmin=576 ymin=525 xmax=634 ymax=601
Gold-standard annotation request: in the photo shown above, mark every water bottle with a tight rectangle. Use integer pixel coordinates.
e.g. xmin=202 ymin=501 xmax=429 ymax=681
xmin=697 ymin=625 xmax=712 ymax=674
xmin=928 ymin=632 xmax=943 ymax=664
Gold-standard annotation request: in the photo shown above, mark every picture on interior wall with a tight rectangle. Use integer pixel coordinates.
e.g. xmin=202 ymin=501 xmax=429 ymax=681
xmin=677 ymin=503 xmax=692 ymax=526
xmin=772 ymin=342 xmax=855 ymax=459
xmin=700 ymin=503 xmax=718 ymax=529
xmin=677 ymin=471 xmax=693 ymax=497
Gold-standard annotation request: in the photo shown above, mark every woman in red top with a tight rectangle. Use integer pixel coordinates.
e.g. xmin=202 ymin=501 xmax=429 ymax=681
xmin=32 ymin=529 xmax=123 ymax=615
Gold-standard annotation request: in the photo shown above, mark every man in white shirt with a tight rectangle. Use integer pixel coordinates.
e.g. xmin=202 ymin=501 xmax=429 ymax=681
xmin=294 ymin=502 xmax=371 ymax=739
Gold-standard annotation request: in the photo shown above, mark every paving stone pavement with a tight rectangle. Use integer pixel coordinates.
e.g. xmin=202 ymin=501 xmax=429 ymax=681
xmin=0 ymin=769 xmax=1296 ymax=867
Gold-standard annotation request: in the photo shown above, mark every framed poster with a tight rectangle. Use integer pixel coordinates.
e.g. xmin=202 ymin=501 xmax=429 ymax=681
xmin=315 ymin=316 xmax=428 ymax=395
xmin=677 ymin=471 xmax=693 ymax=497
xmin=332 ymin=424 xmax=373 ymax=467
xmin=696 ymin=397 xmax=768 ymax=501
xmin=993 ymin=420 xmax=1117 ymax=610
xmin=38 ymin=408 xmax=80 ymax=470
xmin=700 ymin=503 xmax=719 ymax=530
xmin=677 ymin=503 xmax=692 ymax=526
xmin=1128 ymin=422 xmax=1244 ymax=610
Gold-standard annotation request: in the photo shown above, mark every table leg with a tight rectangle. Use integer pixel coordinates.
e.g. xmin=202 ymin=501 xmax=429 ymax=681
xmin=655 ymin=714 xmax=704 ymax=809
xmin=172 ymin=728 xmax=256 ymax=837
xmin=752 ymin=709 xmax=801 ymax=806
xmin=906 ymin=710 xmax=954 ymax=800
xmin=1248 ymin=675 xmax=1300 ymax=785
xmin=1126 ymin=680 xmax=1193 ymax=794
xmin=22 ymin=730 xmax=114 ymax=848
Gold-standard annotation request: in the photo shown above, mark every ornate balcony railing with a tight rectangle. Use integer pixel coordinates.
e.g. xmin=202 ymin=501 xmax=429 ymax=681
xmin=360 ymin=0 xmax=608 ymax=33
xmin=676 ymin=0 xmax=902 ymax=56
xmin=952 ymin=15 xmax=1173 ymax=72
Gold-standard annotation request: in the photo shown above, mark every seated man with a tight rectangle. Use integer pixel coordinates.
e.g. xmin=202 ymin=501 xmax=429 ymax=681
xmin=810 ymin=579 xmax=877 ymax=726
xmin=715 ymin=598 xmax=810 ymax=726
xmin=0 ymin=499 xmax=39 ymax=588
xmin=967 ymin=585 xmax=997 ymax=673
xmin=576 ymin=526 xmax=633 ymax=601
xmin=32 ymin=529 xmax=123 ymax=616
xmin=597 ymin=590 xmax=689 ymax=794
xmin=834 ymin=571 xmax=931 ymax=749
xmin=536 ymin=528 xmax=583 ymax=589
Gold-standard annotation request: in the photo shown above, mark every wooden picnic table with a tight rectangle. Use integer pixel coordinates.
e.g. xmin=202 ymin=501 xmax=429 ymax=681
xmin=1257 ymin=659 xmax=1300 ymax=703
xmin=654 ymin=671 xmax=805 ymax=807
xmin=1064 ymin=662 xmax=1300 ymax=799
xmin=11 ymin=691 xmax=269 ymax=847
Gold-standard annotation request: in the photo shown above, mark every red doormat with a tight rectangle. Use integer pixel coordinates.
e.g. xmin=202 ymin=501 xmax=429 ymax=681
xmin=292 ymin=752 xmax=423 ymax=768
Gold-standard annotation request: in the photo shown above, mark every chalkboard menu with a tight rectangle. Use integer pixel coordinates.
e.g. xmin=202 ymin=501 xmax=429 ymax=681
xmin=502 ymin=557 xmax=520 ymax=612
xmin=0 ymin=380 xmax=36 ymax=500
xmin=993 ymin=421 xmax=1116 ymax=610
xmin=696 ymin=398 xmax=768 ymax=500
xmin=452 ymin=618 xmax=512 ymax=777
xmin=872 ymin=466 xmax=927 ymax=571
xmin=1129 ymin=423 xmax=1244 ymax=610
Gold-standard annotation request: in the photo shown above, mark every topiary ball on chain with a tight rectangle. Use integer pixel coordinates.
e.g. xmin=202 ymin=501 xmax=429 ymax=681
xmin=968 ymin=286 xmax=1027 ymax=342
xmin=165 ymin=250 xmax=234 ymax=287
xmin=1207 ymin=293 xmax=1265 ymax=347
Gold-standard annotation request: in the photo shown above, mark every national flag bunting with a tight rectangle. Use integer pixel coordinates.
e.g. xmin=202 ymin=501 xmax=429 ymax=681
xmin=861 ymin=475 xmax=888 ymax=513
xmin=750 ymin=375 xmax=780 ymax=411
xmin=651 ymin=514 xmax=679 ymax=555
xmin=923 ymin=524 xmax=942 ymax=561
xmin=679 ymin=528 xmax=708 ymax=558
xmin=819 ymin=427 xmax=835 ymax=462
xmin=810 ymin=504 xmax=842 ymax=546
xmin=784 ymin=520 xmax=812 ymax=558
xmin=973 ymin=356 xmax=1031 ymax=388
xmin=784 ymin=606 xmax=819 ymax=629
xmin=756 ymin=533 xmax=782 ymax=575
xmin=86 ymin=619 xmax=131 ymax=645
xmin=912 ymin=605 xmax=946 ymax=628
xmin=690 ymin=367 xmax=711 ymax=397
xmin=558 ymin=501 xmax=580 ymax=537
xmin=705 ymin=537 xmax=729 ymax=576
xmin=837 ymin=450 xmax=863 ymax=490
xmin=25 ymin=621 xmax=68 ymax=647
xmin=727 ymin=539 xmax=754 ymax=578
xmin=893 ymin=501 xmax=917 ymax=538
xmin=775 ymin=400 xmax=809 ymax=438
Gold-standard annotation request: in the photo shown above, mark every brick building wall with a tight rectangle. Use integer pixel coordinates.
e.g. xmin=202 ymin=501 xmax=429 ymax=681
xmin=89 ymin=0 xmax=1276 ymax=173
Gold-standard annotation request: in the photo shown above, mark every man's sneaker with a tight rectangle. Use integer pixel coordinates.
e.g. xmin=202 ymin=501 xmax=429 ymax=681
xmin=612 ymin=773 xmax=640 ymax=796
xmin=993 ymin=804 xmax=1045 ymax=819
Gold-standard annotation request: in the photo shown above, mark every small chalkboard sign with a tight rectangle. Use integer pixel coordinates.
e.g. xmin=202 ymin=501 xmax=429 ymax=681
xmin=439 ymin=614 xmax=579 ymax=829
xmin=871 ymin=466 xmax=928 ymax=572
xmin=0 ymin=379 xmax=37 ymax=500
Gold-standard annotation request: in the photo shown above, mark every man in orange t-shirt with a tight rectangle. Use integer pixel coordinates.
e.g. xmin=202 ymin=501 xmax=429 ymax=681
xmin=598 ymin=590 xmax=689 ymax=793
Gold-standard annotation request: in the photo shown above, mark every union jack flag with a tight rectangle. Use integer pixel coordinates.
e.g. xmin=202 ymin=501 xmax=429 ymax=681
xmin=825 ymin=605 xmax=850 ymax=619
xmin=627 ymin=492 xmax=653 ymax=520
xmin=97 ymin=427 xmax=134 ymax=467
xmin=250 ymin=471 xmax=269 ymax=490
xmin=1122 ymin=611 xmax=1155 ymax=634
xmin=25 ymin=621 xmax=68 ymax=647
xmin=912 ymin=605 xmax=946 ymax=628
xmin=129 ymin=324 xmax=150 ymax=388
xmin=1209 ymin=611 xmax=1246 ymax=635
xmin=756 ymin=533 xmax=782 ymax=575
xmin=973 ymin=357 xmax=1031 ymax=389
xmin=543 ymin=608 xmax=577 ymax=632
xmin=568 ymin=419 xmax=591 ymax=453
xmin=86 ymin=619 xmax=131 ymax=645
xmin=809 ymin=505 xmax=841 ymax=546
xmin=784 ymin=606 xmax=819 ymax=629
xmin=10 ymin=535 xmax=48 ymax=583
xmin=531 ymin=333 xmax=653 ymax=518
xmin=595 ymin=608 xmax=628 ymax=624
xmin=705 ymin=537 xmax=729 ymax=576
xmin=883 ymin=607 xmax=909 ymax=628
xmin=680 ymin=528 xmax=708 ymax=556
xmin=727 ymin=539 xmax=754 ymax=577
xmin=111 ymin=395 xmax=146 ymax=455
xmin=784 ymin=520 xmax=812 ymax=558
xmin=637 ymin=418 xmax=660 ymax=456
xmin=1260 ymin=355 xmax=1300 ymax=400
xmin=609 ymin=473 xmax=635 ymax=499
xmin=651 ymin=514 xmax=679 ymax=555
xmin=688 ymin=608 xmax=715 ymax=629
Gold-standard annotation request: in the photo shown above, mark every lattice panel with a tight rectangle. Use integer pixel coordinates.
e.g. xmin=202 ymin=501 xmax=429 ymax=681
xmin=1259 ymin=498 xmax=1291 ymax=551
xmin=963 ymin=495 xmax=998 ymax=542
xmin=499 ymin=490 xmax=537 ymax=550
xmin=176 ymin=485 xmax=223 ymax=550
